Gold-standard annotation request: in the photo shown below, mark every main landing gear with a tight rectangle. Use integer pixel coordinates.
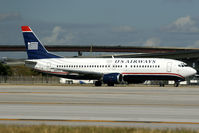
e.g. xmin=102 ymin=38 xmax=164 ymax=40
xmin=95 ymin=81 xmax=102 ymax=86
xmin=94 ymin=81 xmax=115 ymax=86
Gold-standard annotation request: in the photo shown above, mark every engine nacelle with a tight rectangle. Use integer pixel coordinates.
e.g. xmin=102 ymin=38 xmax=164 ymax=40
xmin=103 ymin=73 xmax=123 ymax=84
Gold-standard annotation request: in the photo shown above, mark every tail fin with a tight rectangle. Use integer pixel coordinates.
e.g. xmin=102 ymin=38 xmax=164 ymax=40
xmin=21 ymin=26 xmax=61 ymax=59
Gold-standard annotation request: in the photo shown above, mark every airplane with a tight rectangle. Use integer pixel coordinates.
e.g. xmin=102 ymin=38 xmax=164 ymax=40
xmin=21 ymin=26 xmax=197 ymax=87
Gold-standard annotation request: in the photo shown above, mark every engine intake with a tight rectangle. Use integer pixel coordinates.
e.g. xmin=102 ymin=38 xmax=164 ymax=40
xmin=103 ymin=73 xmax=123 ymax=84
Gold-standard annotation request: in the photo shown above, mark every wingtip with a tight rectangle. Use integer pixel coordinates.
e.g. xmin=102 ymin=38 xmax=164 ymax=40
xmin=21 ymin=26 xmax=32 ymax=32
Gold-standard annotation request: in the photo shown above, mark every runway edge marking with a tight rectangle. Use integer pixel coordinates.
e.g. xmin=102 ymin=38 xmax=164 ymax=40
xmin=0 ymin=118 xmax=199 ymax=125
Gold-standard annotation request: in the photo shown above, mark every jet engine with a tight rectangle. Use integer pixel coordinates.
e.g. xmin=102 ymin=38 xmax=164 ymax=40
xmin=103 ymin=73 xmax=123 ymax=86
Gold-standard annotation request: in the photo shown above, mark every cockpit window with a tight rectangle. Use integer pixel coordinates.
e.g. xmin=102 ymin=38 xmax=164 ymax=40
xmin=184 ymin=64 xmax=188 ymax=67
xmin=178 ymin=63 xmax=188 ymax=67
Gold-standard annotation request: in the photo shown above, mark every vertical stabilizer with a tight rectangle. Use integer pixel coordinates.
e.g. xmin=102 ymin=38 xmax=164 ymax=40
xmin=21 ymin=26 xmax=61 ymax=59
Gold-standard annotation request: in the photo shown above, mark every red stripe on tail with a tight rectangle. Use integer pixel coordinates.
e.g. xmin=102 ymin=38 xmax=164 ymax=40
xmin=21 ymin=26 xmax=32 ymax=32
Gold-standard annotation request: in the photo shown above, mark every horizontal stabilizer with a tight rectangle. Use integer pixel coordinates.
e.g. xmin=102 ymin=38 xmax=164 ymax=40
xmin=25 ymin=60 xmax=37 ymax=68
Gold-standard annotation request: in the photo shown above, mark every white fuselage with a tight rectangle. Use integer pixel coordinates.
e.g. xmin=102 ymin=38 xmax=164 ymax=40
xmin=26 ymin=58 xmax=196 ymax=82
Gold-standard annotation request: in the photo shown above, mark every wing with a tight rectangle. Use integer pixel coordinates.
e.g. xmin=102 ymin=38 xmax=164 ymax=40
xmin=25 ymin=60 xmax=37 ymax=68
xmin=25 ymin=60 xmax=103 ymax=79
xmin=56 ymin=68 xmax=103 ymax=79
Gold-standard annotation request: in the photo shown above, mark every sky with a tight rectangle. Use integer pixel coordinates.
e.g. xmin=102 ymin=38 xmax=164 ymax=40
xmin=1 ymin=0 xmax=199 ymax=57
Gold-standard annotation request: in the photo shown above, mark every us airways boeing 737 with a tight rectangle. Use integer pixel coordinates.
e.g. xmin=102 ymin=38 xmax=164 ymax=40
xmin=21 ymin=26 xmax=196 ymax=87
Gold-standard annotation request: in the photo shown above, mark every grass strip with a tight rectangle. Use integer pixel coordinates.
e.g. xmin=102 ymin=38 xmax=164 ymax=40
xmin=0 ymin=124 xmax=198 ymax=133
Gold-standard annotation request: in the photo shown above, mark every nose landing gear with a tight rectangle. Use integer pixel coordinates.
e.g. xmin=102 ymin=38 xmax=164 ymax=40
xmin=174 ymin=81 xmax=180 ymax=87
xmin=159 ymin=80 xmax=180 ymax=87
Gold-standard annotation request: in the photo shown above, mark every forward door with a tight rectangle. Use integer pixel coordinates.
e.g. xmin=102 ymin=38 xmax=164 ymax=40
xmin=167 ymin=62 xmax=172 ymax=72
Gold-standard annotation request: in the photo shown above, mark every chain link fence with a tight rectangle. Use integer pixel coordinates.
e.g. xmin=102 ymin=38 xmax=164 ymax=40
xmin=0 ymin=75 xmax=198 ymax=86
xmin=0 ymin=76 xmax=60 ymax=84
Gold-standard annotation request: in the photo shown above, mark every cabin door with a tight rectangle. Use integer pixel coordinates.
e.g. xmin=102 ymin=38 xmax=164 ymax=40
xmin=167 ymin=62 xmax=172 ymax=72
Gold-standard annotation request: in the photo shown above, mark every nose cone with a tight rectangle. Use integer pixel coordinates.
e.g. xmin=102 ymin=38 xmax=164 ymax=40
xmin=183 ymin=67 xmax=197 ymax=77
xmin=190 ymin=68 xmax=197 ymax=76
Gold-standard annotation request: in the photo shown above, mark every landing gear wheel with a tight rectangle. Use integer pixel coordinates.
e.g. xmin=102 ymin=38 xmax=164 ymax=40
xmin=174 ymin=81 xmax=179 ymax=87
xmin=159 ymin=82 xmax=165 ymax=87
xmin=95 ymin=81 xmax=102 ymax=86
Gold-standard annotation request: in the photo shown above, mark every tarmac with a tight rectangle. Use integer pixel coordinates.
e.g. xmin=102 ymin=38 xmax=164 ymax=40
xmin=0 ymin=85 xmax=199 ymax=129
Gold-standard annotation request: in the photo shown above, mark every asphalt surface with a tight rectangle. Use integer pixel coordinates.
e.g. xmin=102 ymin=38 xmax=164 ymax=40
xmin=0 ymin=85 xmax=199 ymax=129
